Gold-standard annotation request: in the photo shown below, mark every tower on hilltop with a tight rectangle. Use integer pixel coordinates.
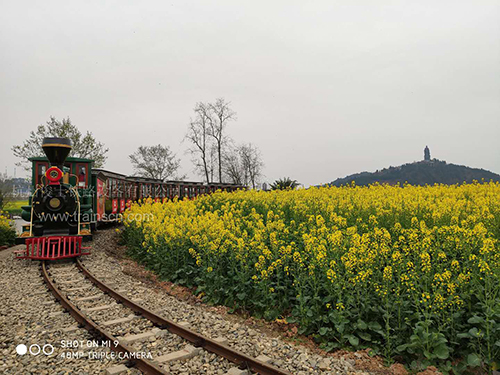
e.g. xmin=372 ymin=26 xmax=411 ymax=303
xmin=424 ymin=146 xmax=431 ymax=161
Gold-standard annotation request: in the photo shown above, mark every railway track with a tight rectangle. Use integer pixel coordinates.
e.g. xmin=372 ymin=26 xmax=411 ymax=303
xmin=41 ymin=259 xmax=291 ymax=375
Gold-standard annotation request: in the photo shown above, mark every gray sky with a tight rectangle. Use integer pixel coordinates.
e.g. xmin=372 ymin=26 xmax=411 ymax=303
xmin=1 ymin=1 xmax=499 ymax=186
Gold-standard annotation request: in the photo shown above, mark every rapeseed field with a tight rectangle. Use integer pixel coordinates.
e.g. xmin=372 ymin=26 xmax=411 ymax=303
xmin=123 ymin=182 xmax=500 ymax=371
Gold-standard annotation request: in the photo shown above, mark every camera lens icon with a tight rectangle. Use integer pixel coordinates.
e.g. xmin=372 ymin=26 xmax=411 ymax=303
xmin=16 ymin=344 xmax=54 ymax=356
xmin=30 ymin=344 xmax=41 ymax=355
xmin=42 ymin=344 xmax=54 ymax=355
xmin=16 ymin=344 xmax=27 ymax=355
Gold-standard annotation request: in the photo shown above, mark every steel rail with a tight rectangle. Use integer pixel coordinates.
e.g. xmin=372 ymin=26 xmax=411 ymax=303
xmin=76 ymin=258 xmax=292 ymax=375
xmin=41 ymin=261 xmax=167 ymax=375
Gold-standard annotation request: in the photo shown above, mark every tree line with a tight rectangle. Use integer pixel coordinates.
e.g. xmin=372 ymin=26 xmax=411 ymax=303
xmin=12 ymin=98 xmax=265 ymax=189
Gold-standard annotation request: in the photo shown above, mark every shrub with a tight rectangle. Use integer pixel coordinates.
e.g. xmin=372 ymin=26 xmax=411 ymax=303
xmin=0 ymin=212 xmax=16 ymax=246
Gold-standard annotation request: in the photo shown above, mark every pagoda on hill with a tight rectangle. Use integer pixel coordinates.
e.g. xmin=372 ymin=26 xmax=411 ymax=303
xmin=424 ymin=146 xmax=431 ymax=161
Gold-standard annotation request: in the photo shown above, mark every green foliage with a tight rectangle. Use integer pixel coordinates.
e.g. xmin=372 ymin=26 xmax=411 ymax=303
xmin=270 ymin=177 xmax=300 ymax=190
xmin=0 ymin=173 xmax=11 ymax=210
xmin=0 ymin=214 xmax=16 ymax=246
xmin=3 ymin=200 xmax=27 ymax=215
xmin=129 ymin=144 xmax=182 ymax=181
xmin=12 ymin=116 xmax=108 ymax=170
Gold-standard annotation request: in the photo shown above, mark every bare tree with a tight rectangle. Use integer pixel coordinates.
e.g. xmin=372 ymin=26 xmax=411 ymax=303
xmin=223 ymin=147 xmax=244 ymax=185
xmin=239 ymin=143 xmax=264 ymax=189
xmin=185 ymin=102 xmax=214 ymax=183
xmin=223 ymin=143 xmax=264 ymax=189
xmin=129 ymin=144 xmax=181 ymax=181
xmin=186 ymin=99 xmax=235 ymax=183
xmin=208 ymin=98 xmax=236 ymax=183
xmin=208 ymin=144 xmax=218 ymax=183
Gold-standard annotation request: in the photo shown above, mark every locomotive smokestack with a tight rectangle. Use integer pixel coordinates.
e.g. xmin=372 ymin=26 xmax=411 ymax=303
xmin=42 ymin=137 xmax=72 ymax=168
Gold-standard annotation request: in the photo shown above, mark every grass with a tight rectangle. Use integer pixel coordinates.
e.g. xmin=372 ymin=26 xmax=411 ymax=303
xmin=2 ymin=200 xmax=28 ymax=215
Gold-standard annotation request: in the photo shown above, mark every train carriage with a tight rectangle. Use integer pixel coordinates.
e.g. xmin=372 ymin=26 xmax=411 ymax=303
xmin=91 ymin=169 xmax=130 ymax=222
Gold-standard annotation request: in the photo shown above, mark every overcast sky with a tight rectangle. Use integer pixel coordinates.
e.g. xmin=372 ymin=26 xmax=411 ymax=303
xmin=1 ymin=1 xmax=499 ymax=186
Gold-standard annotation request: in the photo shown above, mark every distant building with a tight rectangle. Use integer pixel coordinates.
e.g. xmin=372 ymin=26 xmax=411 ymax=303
xmin=424 ymin=146 xmax=431 ymax=161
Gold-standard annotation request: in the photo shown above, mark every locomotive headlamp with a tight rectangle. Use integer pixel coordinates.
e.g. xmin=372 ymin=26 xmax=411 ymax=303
xmin=46 ymin=166 xmax=63 ymax=183
xmin=49 ymin=197 xmax=62 ymax=209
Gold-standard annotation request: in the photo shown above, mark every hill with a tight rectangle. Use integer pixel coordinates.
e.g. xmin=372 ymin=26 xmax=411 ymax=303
xmin=329 ymin=160 xmax=500 ymax=186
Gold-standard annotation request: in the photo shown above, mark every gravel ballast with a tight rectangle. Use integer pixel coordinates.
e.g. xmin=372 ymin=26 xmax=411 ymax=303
xmin=0 ymin=246 xmax=139 ymax=375
xmin=0 ymin=230 xmax=378 ymax=374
